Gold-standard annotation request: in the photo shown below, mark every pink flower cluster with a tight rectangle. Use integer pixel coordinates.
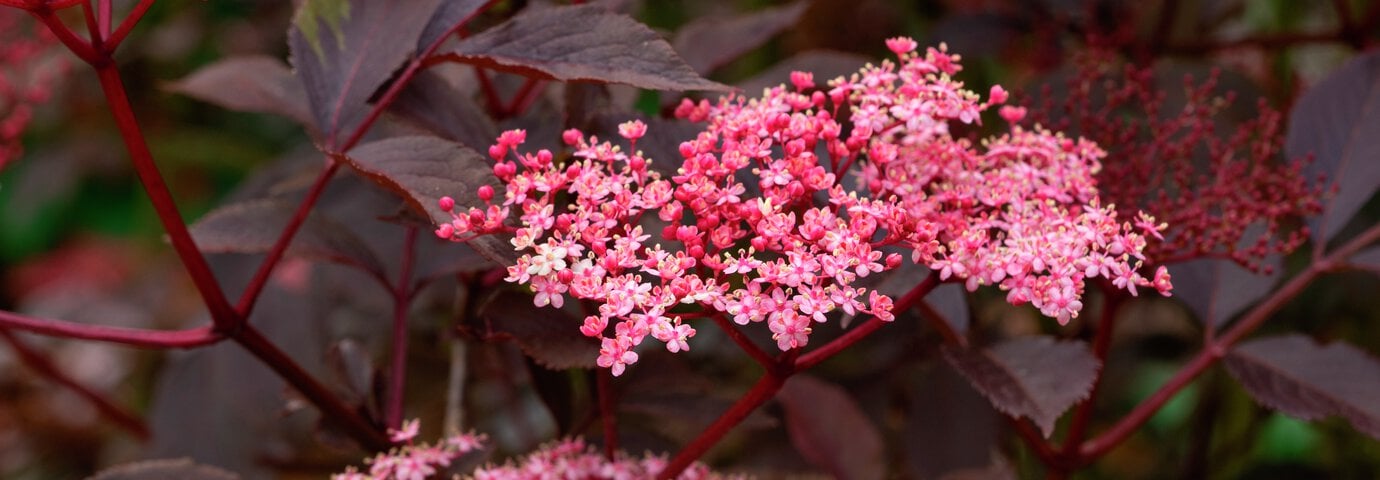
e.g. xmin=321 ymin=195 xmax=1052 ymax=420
xmin=0 ymin=9 xmax=66 ymax=173
xmin=437 ymin=37 xmax=1173 ymax=373
xmin=469 ymin=437 xmax=728 ymax=480
xmin=333 ymin=419 xmax=486 ymax=480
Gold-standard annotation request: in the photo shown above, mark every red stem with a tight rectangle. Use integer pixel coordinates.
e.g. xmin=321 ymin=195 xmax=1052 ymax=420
xmin=597 ymin=369 xmax=618 ymax=461
xmin=474 ymin=68 xmax=504 ymax=117
xmin=233 ymin=162 xmax=341 ymax=318
xmin=28 ymin=6 xmax=101 ymax=63
xmin=96 ymin=0 xmax=110 ymax=39
xmin=106 ymin=0 xmax=153 ymax=50
xmin=506 ymin=78 xmax=546 ymax=117
xmin=80 ymin=1 xmax=102 ymax=49
xmin=93 ymin=63 xmax=239 ymax=331
xmin=233 ymin=325 xmax=391 ymax=450
xmin=386 ymin=226 xmax=419 ymax=429
xmin=0 ymin=328 xmax=151 ymax=439
xmin=1058 ymin=292 xmax=1125 ymax=459
xmin=657 ymin=372 xmax=786 ymax=479
xmin=709 ymin=312 xmax=776 ymax=369
xmin=1075 ymin=222 xmax=1380 ymax=462
xmin=0 ymin=310 xmax=222 ymax=348
xmin=916 ymin=297 xmax=967 ymax=348
xmin=795 ymin=273 xmax=940 ymax=371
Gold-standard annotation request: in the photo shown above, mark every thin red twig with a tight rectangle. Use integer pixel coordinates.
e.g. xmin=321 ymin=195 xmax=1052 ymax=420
xmin=795 ymin=272 xmax=940 ymax=371
xmin=0 ymin=328 xmax=151 ymax=439
xmin=657 ymin=372 xmax=786 ymax=479
xmin=233 ymin=325 xmax=391 ymax=450
xmin=106 ymin=0 xmax=153 ymax=50
xmin=1058 ymin=292 xmax=1125 ymax=459
xmin=708 ymin=312 xmax=776 ymax=369
xmin=386 ymin=226 xmax=419 ymax=429
xmin=0 ymin=310 xmax=222 ymax=348
xmin=597 ymin=369 xmax=618 ymax=461
xmin=1076 ymin=222 xmax=1380 ymax=462
xmin=234 ymin=162 xmax=341 ymax=319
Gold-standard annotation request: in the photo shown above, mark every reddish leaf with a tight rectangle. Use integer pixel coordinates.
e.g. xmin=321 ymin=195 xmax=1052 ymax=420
xmin=443 ymin=5 xmax=729 ymax=92
xmin=1171 ymin=255 xmax=1280 ymax=328
xmin=478 ymin=291 xmax=599 ymax=369
xmin=88 ymin=459 xmax=240 ymax=480
xmin=388 ymin=69 xmax=498 ymax=151
xmin=671 ymin=1 xmax=810 ymax=75
xmin=1225 ymin=334 xmax=1380 ymax=439
xmin=776 ymin=375 xmax=885 ymax=480
xmin=1284 ymin=51 xmax=1380 ymax=246
xmin=289 ymin=0 xmax=444 ymax=146
xmin=166 ymin=56 xmax=313 ymax=129
xmin=942 ymin=336 xmax=1099 ymax=437
xmin=339 ymin=135 xmax=515 ymax=264
xmin=189 ymin=199 xmax=386 ymax=280
xmin=416 ymin=0 xmax=491 ymax=53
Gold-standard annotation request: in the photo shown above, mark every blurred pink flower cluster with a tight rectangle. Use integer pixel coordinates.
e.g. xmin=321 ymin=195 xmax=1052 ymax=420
xmin=0 ymin=8 xmax=67 ymax=173
xmin=469 ymin=437 xmax=726 ymax=480
xmin=438 ymin=37 xmax=1172 ymax=374
xmin=333 ymin=419 xmax=485 ymax=480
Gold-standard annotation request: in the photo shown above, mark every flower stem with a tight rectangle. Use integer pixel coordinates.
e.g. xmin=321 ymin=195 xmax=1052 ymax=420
xmin=386 ymin=226 xmax=419 ymax=429
xmin=658 ymin=371 xmax=786 ymax=479
xmin=1058 ymin=292 xmax=1125 ymax=458
xmin=597 ymin=369 xmax=619 ymax=461
xmin=1075 ymin=221 xmax=1380 ymax=462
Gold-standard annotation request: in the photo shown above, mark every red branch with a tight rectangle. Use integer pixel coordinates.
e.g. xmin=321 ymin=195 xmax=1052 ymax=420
xmin=386 ymin=226 xmax=419 ymax=429
xmin=1074 ymin=222 xmax=1380 ymax=463
xmin=93 ymin=63 xmax=238 ymax=331
xmin=0 ymin=328 xmax=151 ymax=439
xmin=1058 ymin=291 xmax=1126 ymax=461
xmin=597 ymin=369 xmax=618 ymax=461
xmin=708 ymin=312 xmax=776 ymax=369
xmin=0 ymin=310 xmax=222 ymax=348
xmin=795 ymin=273 xmax=940 ymax=371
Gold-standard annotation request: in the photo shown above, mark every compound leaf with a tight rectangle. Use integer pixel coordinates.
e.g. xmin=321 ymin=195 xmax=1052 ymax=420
xmin=443 ymin=4 xmax=729 ymax=92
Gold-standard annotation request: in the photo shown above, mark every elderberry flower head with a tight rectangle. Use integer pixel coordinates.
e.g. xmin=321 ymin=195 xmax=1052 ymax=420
xmin=438 ymin=37 xmax=1173 ymax=374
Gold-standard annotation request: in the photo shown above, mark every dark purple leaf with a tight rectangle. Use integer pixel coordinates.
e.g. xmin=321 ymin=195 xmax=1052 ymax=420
xmin=478 ymin=291 xmax=599 ymax=369
xmin=88 ymin=459 xmax=240 ymax=480
xmin=340 ymin=135 xmax=515 ymax=264
xmin=189 ymin=199 xmax=386 ymax=280
xmin=166 ymin=56 xmax=313 ymax=129
xmin=1225 ymin=334 xmax=1380 ymax=439
xmin=1171 ymin=254 xmax=1280 ymax=328
xmin=389 ymin=69 xmax=499 ymax=151
xmin=735 ymin=50 xmax=869 ymax=96
xmin=671 ymin=1 xmax=810 ymax=75
xmin=289 ymin=0 xmax=444 ymax=146
xmin=942 ymin=336 xmax=1100 ymax=437
xmin=776 ymin=375 xmax=885 ymax=480
xmin=443 ymin=5 xmax=729 ymax=92
xmin=1284 ymin=51 xmax=1380 ymax=246
xmin=416 ymin=0 xmax=491 ymax=54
